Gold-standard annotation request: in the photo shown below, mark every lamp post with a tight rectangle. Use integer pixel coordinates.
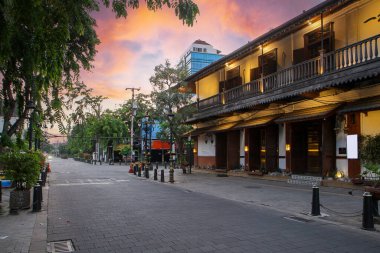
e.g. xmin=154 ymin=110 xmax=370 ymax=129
xmin=187 ymin=136 xmax=193 ymax=174
xmin=137 ymin=121 xmax=142 ymax=162
xmin=168 ymin=109 xmax=175 ymax=183
xmin=144 ymin=113 xmax=149 ymax=165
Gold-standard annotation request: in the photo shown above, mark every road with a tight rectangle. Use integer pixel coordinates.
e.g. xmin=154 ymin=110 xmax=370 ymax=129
xmin=47 ymin=158 xmax=380 ymax=253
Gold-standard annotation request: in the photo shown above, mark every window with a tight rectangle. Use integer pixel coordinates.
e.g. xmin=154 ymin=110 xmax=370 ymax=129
xmin=250 ymin=49 xmax=277 ymax=81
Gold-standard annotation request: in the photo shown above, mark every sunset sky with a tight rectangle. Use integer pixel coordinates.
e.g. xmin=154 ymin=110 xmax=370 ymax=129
xmin=82 ymin=0 xmax=324 ymax=109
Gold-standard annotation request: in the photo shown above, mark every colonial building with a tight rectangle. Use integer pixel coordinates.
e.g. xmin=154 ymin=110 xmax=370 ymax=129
xmin=186 ymin=0 xmax=380 ymax=179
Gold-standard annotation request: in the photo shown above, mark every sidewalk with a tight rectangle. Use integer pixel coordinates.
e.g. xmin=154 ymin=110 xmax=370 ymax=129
xmin=136 ymin=165 xmax=379 ymax=231
xmin=0 ymin=181 xmax=49 ymax=253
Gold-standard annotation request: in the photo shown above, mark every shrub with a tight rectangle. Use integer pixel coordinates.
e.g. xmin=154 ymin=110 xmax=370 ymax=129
xmin=360 ymin=134 xmax=380 ymax=184
xmin=0 ymin=151 xmax=42 ymax=190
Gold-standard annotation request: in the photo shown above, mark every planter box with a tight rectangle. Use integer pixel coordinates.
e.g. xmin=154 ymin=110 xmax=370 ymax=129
xmin=9 ymin=189 xmax=31 ymax=210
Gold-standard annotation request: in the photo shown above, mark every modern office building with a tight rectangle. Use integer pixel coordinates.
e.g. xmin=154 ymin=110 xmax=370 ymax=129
xmin=180 ymin=40 xmax=224 ymax=75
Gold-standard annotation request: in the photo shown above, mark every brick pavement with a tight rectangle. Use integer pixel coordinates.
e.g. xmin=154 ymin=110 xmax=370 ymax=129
xmin=46 ymin=158 xmax=380 ymax=253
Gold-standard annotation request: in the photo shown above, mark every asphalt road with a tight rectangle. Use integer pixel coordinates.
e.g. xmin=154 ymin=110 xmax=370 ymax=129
xmin=47 ymin=158 xmax=380 ymax=253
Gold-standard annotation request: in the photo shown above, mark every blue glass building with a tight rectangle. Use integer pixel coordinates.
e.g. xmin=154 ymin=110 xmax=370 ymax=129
xmin=180 ymin=40 xmax=224 ymax=75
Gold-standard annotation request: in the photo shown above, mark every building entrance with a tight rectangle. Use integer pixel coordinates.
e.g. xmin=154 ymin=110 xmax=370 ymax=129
xmin=291 ymin=121 xmax=322 ymax=175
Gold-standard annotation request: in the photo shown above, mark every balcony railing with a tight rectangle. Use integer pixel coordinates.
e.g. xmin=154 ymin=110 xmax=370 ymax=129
xmin=196 ymin=34 xmax=380 ymax=112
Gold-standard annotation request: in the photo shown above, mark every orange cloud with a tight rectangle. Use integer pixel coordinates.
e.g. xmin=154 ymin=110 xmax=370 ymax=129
xmin=81 ymin=0 xmax=324 ymax=103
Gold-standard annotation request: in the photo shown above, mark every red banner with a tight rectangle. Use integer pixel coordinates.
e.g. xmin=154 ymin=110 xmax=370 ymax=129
xmin=151 ymin=140 xmax=170 ymax=150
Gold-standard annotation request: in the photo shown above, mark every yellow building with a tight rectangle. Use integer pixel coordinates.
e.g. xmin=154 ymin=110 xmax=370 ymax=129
xmin=186 ymin=0 xmax=380 ymax=179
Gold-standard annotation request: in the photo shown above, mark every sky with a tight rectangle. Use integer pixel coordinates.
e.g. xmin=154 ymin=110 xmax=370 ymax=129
xmin=81 ymin=0 xmax=324 ymax=109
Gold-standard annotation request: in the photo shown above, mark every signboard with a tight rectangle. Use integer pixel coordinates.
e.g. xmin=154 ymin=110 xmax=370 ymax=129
xmin=347 ymin=134 xmax=358 ymax=159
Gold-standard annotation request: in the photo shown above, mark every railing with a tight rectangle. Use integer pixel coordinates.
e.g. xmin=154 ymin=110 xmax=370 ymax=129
xmin=198 ymin=93 xmax=220 ymax=110
xmin=196 ymin=34 xmax=380 ymax=112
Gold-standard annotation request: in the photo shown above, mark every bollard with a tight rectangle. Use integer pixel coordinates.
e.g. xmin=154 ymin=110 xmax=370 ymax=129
xmin=362 ymin=192 xmax=375 ymax=230
xmin=32 ymin=185 xmax=41 ymax=212
xmin=37 ymin=180 xmax=43 ymax=202
xmin=169 ymin=169 xmax=174 ymax=183
xmin=145 ymin=165 xmax=149 ymax=179
xmin=154 ymin=169 xmax=158 ymax=181
xmin=42 ymin=171 xmax=47 ymax=187
xmin=164 ymin=162 xmax=167 ymax=169
xmin=311 ymin=185 xmax=320 ymax=216
xmin=138 ymin=166 xmax=142 ymax=177
xmin=134 ymin=164 xmax=137 ymax=175
xmin=0 ymin=180 xmax=2 ymax=203
xmin=160 ymin=170 xmax=165 ymax=182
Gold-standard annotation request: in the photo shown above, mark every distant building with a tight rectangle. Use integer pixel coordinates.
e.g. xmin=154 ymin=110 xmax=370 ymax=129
xmin=180 ymin=40 xmax=224 ymax=75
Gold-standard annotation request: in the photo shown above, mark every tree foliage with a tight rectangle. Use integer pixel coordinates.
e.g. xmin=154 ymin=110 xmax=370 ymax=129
xmin=0 ymin=0 xmax=199 ymax=149
xmin=150 ymin=59 xmax=195 ymax=160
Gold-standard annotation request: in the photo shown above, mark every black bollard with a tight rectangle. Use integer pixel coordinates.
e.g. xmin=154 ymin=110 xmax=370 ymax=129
xmin=37 ymin=180 xmax=43 ymax=202
xmin=138 ymin=166 xmax=142 ymax=177
xmin=311 ymin=185 xmax=320 ymax=216
xmin=154 ymin=169 xmax=158 ymax=181
xmin=160 ymin=170 xmax=165 ymax=182
xmin=169 ymin=169 xmax=174 ymax=183
xmin=362 ymin=192 xmax=375 ymax=230
xmin=32 ymin=185 xmax=41 ymax=212
xmin=41 ymin=171 xmax=47 ymax=187
xmin=134 ymin=164 xmax=137 ymax=175
xmin=145 ymin=165 xmax=149 ymax=178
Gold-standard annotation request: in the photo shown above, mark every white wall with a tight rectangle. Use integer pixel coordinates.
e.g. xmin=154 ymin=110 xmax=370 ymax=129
xmin=278 ymin=124 xmax=286 ymax=170
xmin=336 ymin=125 xmax=349 ymax=177
xmin=198 ymin=133 xmax=216 ymax=156
xmin=240 ymin=130 xmax=245 ymax=167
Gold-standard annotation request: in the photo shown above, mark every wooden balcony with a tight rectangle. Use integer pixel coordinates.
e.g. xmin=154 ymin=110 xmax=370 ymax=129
xmin=191 ymin=34 xmax=380 ymax=121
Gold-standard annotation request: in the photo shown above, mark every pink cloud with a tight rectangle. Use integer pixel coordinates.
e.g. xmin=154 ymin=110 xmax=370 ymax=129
xmin=80 ymin=0 xmax=324 ymax=104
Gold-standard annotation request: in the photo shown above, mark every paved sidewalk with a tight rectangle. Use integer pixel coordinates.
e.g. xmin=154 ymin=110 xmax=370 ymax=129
xmin=0 ymin=188 xmax=37 ymax=253
xmin=0 ymin=176 xmax=49 ymax=253
xmin=139 ymin=165 xmax=379 ymax=231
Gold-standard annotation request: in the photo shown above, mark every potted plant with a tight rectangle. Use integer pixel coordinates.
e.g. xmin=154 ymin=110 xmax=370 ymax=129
xmin=0 ymin=151 xmax=42 ymax=211
xmin=360 ymin=134 xmax=380 ymax=199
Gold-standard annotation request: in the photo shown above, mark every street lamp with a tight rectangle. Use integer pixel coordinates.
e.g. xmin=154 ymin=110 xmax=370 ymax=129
xmin=168 ymin=110 xmax=175 ymax=183
xmin=144 ymin=113 xmax=150 ymax=166
xmin=187 ymin=135 xmax=193 ymax=174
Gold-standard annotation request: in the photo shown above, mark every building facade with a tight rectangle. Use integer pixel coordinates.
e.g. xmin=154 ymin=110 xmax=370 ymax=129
xmin=186 ymin=0 xmax=380 ymax=179
xmin=180 ymin=40 xmax=224 ymax=75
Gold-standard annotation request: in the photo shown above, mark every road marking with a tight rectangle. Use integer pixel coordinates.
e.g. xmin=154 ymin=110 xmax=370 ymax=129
xmin=54 ymin=182 xmax=113 ymax=186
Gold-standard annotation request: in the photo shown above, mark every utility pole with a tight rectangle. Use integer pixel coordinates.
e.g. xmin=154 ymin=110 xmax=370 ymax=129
xmin=125 ymin=87 xmax=140 ymax=164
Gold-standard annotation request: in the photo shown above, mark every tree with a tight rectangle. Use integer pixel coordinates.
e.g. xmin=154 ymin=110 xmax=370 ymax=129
xmin=66 ymin=112 xmax=128 ymax=157
xmin=0 ymin=0 xmax=199 ymax=149
xmin=150 ymin=59 xmax=195 ymax=164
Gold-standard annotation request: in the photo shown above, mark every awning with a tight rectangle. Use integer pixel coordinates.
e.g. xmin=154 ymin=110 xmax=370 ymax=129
xmin=275 ymin=104 xmax=341 ymax=124
xmin=233 ymin=115 xmax=279 ymax=129
xmin=185 ymin=126 xmax=212 ymax=137
xmin=338 ymin=96 xmax=380 ymax=114
xmin=206 ymin=122 xmax=240 ymax=133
